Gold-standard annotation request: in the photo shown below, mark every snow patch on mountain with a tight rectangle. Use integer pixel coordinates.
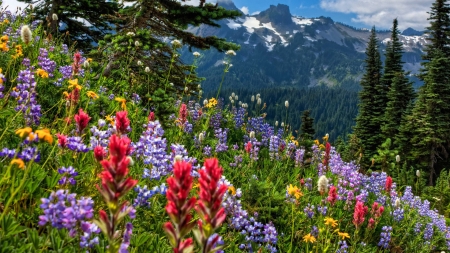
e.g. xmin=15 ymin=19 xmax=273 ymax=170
xmin=292 ymin=16 xmax=313 ymax=26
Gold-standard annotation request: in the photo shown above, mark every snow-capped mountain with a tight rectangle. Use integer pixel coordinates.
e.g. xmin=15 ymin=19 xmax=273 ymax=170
xmin=187 ymin=1 xmax=427 ymax=91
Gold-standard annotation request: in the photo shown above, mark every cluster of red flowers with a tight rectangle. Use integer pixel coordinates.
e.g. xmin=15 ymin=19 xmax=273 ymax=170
xmin=353 ymin=200 xmax=368 ymax=228
xmin=164 ymin=158 xmax=227 ymax=253
xmin=323 ymin=142 xmax=331 ymax=167
xmin=74 ymin=108 xmax=90 ymax=134
xmin=72 ymin=51 xmax=82 ymax=76
xmin=327 ymin=186 xmax=338 ymax=206
xmin=94 ymin=112 xmax=137 ymax=249
xmin=178 ymin=104 xmax=187 ymax=126
xmin=385 ymin=176 xmax=393 ymax=193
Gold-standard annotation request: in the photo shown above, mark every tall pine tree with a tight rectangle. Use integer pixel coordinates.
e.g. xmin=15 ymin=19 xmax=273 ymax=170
xmin=403 ymin=0 xmax=450 ymax=184
xmin=354 ymin=27 xmax=384 ymax=167
xmin=382 ymin=19 xmax=415 ymax=141
xmin=300 ymin=110 xmax=315 ymax=140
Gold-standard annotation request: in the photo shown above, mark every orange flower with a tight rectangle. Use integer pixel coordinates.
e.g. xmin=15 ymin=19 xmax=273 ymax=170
xmin=15 ymin=127 xmax=33 ymax=138
xmin=36 ymin=68 xmax=49 ymax=78
xmin=35 ymin=129 xmax=53 ymax=144
xmin=68 ymin=79 xmax=82 ymax=90
xmin=86 ymin=91 xmax=99 ymax=99
xmin=324 ymin=217 xmax=338 ymax=228
xmin=10 ymin=159 xmax=25 ymax=169
xmin=115 ymin=97 xmax=127 ymax=110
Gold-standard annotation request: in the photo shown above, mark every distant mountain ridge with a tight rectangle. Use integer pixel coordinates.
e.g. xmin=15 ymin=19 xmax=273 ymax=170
xmin=186 ymin=1 xmax=427 ymax=92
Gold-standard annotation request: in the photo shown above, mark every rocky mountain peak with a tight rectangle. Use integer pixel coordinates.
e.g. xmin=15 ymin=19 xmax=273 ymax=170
xmin=257 ymin=4 xmax=293 ymax=26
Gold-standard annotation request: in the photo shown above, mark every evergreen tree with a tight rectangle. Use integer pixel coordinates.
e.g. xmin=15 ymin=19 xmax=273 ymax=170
xmin=409 ymin=49 xmax=450 ymax=184
xmin=381 ymin=19 xmax=415 ymax=142
xmin=403 ymin=0 xmax=450 ymax=184
xmin=354 ymin=27 xmax=383 ymax=167
xmin=18 ymin=0 xmax=119 ymax=48
xmin=93 ymin=0 xmax=241 ymax=125
xmin=300 ymin=110 xmax=315 ymax=140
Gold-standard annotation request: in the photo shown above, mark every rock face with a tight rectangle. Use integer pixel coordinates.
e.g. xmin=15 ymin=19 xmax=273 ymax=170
xmin=186 ymin=1 xmax=428 ymax=91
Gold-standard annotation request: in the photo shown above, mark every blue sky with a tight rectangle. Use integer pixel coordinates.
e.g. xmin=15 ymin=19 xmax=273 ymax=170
xmin=6 ymin=0 xmax=435 ymax=31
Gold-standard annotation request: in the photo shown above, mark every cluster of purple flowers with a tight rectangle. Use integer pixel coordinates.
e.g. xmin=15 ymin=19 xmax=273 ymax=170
xmin=132 ymin=120 xmax=171 ymax=180
xmin=133 ymin=184 xmax=167 ymax=207
xmin=38 ymin=48 xmax=57 ymax=77
xmin=210 ymin=112 xmax=223 ymax=130
xmin=119 ymin=223 xmax=133 ymax=253
xmin=58 ymin=166 xmax=78 ymax=185
xmin=0 ymin=146 xmax=40 ymax=162
xmin=378 ymin=226 xmax=392 ymax=249
xmin=337 ymin=240 xmax=349 ymax=253
xmin=304 ymin=204 xmax=315 ymax=218
xmin=38 ymin=190 xmax=100 ymax=249
xmin=221 ymin=181 xmax=278 ymax=252
xmin=234 ymin=107 xmax=246 ymax=129
xmin=214 ymin=128 xmax=229 ymax=153
xmin=89 ymin=119 xmax=114 ymax=149
xmin=10 ymin=67 xmax=41 ymax=125
xmin=269 ymin=135 xmax=281 ymax=160
xmin=229 ymin=155 xmax=243 ymax=167
xmin=66 ymin=136 xmax=90 ymax=152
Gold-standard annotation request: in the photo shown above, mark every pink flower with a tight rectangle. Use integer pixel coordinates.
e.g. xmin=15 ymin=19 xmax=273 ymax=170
xmin=115 ymin=111 xmax=130 ymax=135
xmin=245 ymin=141 xmax=252 ymax=153
xmin=353 ymin=201 xmax=368 ymax=228
xmin=93 ymin=146 xmax=106 ymax=162
xmin=327 ymin=186 xmax=338 ymax=206
xmin=385 ymin=176 xmax=393 ymax=193
xmin=74 ymin=108 xmax=90 ymax=133
xmin=56 ymin=133 xmax=67 ymax=148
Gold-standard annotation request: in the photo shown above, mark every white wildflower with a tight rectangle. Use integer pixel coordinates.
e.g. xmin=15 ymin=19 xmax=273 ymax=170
xmin=318 ymin=175 xmax=329 ymax=194
xmin=21 ymin=25 xmax=32 ymax=45
xmin=52 ymin=13 xmax=58 ymax=21
xmin=285 ymin=100 xmax=289 ymax=108
xmin=193 ymin=51 xmax=201 ymax=57
xmin=226 ymin=49 xmax=236 ymax=56
xmin=145 ymin=67 xmax=150 ymax=73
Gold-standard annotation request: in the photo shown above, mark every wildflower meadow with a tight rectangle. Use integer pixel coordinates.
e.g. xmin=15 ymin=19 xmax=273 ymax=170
xmin=1 ymin=4 xmax=450 ymax=253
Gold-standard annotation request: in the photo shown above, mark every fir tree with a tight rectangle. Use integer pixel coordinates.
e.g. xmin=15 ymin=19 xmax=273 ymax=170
xmin=300 ymin=110 xmax=315 ymax=140
xmin=354 ymin=27 xmax=383 ymax=167
xmin=381 ymin=19 xmax=415 ymax=142
xmin=404 ymin=0 xmax=450 ymax=184
xmin=18 ymin=0 xmax=119 ymax=48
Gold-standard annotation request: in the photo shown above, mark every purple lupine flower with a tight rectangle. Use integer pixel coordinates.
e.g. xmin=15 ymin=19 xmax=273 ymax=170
xmin=66 ymin=136 xmax=90 ymax=152
xmin=304 ymin=204 xmax=315 ymax=218
xmin=61 ymin=44 xmax=69 ymax=54
xmin=295 ymin=148 xmax=305 ymax=167
xmin=230 ymin=155 xmax=243 ymax=167
xmin=119 ymin=222 xmax=133 ymax=253
xmin=317 ymin=205 xmax=327 ymax=216
xmin=424 ymin=223 xmax=434 ymax=241
xmin=203 ymin=145 xmax=212 ymax=156
xmin=214 ymin=128 xmax=229 ymax=153
xmin=337 ymin=240 xmax=349 ymax=253
xmin=58 ymin=166 xmax=78 ymax=185
xmin=39 ymin=190 xmax=97 ymax=246
xmin=133 ymin=184 xmax=167 ymax=207
xmin=378 ymin=226 xmax=392 ymax=249
xmin=392 ymin=208 xmax=404 ymax=222
xmin=38 ymin=48 xmax=57 ymax=77
xmin=11 ymin=68 xmax=41 ymax=125
xmin=210 ymin=112 xmax=223 ymax=130
xmin=311 ymin=226 xmax=319 ymax=237
xmin=269 ymin=135 xmax=281 ymax=160
xmin=132 ymin=120 xmax=171 ymax=180
xmin=234 ymin=107 xmax=246 ymax=129
xmin=18 ymin=146 xmax=40 ymax=162
xmin=131 ymin=93 xmax=141 ymax=104
xmin=80 ymin=221 xmax=101 ymax=248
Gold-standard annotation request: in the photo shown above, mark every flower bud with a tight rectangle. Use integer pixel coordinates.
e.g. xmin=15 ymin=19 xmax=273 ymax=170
xmin=249 ymin=131 xmax=255 ymax=139
xmin=52 ymin=13 xmax=58 ymax=21
xmin=127 ymin=156 xmax=134 ymax=166
xmin=198 ymin=132 xmax=205 ymax=143
xmin=184 ymin=86 xmax=188 ymax=92
xmin=251 ymin=95 xmax=255 ymax=102
xmin=395 ymin=198 xmax=401 ymax=209
xmin=83 ymin=60 xmax=89 ymax=69
xmin=137 ymin=60 xmax=143 ymax=66
xmin=145 ymin=67 xmax=150 ymax=73
xmin=231 ymin=92 xmax=235 ymax=98
xmin=226 ymin=50 xmax=236 ymax=56
xmin=21 ymin=25 xmax=32 ymax=44
xmin=135 ymin=41 xmax=140 ymax=47
xmin=257 ymin=98 xmax=262 ymax=105
xmin=275 ymin=121 xmax=278 ymax=126
xmin=281 ymin=122 xmax=285 ymax=127
xmin=416 ymin=170 xmax=420 ymax=177
xmin=318 ymin=175 xmax=328 ymax=195
xmin=235 ymin=95 xmax=238 ymax=100
xmin=285 ymin=100 xmax=289 ymax=108
xmin=203 ymin=99 xmax=208 ymax=106
xmin=396 ymin=155 xmax=400 ymax=163
xmin=193 ymin=51 xmax=200 ymax=57
xmin=174 ymin=155 xmax=183 ymax=162
xmin=231 ymin=99 xmax=234 ymax=104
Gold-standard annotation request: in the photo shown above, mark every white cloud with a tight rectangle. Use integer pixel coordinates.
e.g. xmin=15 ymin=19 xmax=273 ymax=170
xmin=240 ymin=6 xmax=249 ymax=15
xmin=320 ymin=0 xmax=434 ymax=30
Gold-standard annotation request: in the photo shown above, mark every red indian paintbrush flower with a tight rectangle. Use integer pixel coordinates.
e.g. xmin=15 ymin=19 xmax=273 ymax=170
xmin=93 ymin=145 xmax=106 ymax=162
xmin=245 ymin=141 xmax=252 ymax=153
xmin=74 ymin=108 xmax=90 ymax=134
xmin=327 ymin=186 xmax=338 ymax=206
xmin=115 ymin=111 xmax=130 ymax=135
xmin=56 ymin=133 xmax=67 ymax=148
xmin=163 ymin=161 xmax=196 ymax=253
xmin=323 ymin=142 xmax=331 ymax=167
xmin=385 ymin=176 xmax=393 ymax=193
xmin=353 ymin=200 xmax=368 ymax=228
xmin=148 ymin=111 xmax=155 ymax=122
xmin=194 ymin=158 xmax=228 ymax=253
xmin=94 ymin=134 xmax=138 ymax=250
xmin=178 ymin=104 xmax=187 ymax=125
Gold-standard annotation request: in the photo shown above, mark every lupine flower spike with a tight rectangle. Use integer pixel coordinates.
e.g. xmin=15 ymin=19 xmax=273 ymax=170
xmin=194 ymin=158 xmax=228 ymax=253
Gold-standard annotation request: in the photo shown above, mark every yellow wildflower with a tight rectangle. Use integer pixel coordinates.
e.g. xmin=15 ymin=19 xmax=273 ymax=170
xmin=36 ymin=68 xmax=49 ymax=78
xmin=287 ymin=184 xmax=303 ymax=199
xmin=0 ymin=68 xmax=3 ymax=85
xmin=86 ymin=91 xmax=99 ymax=99
xmin=0 ymin=42 xmax=8 ymax=52
xmin=68 ymin=79 xmax=82 ymax=90
xmin=15 ymin=127 xmax=33 ymax=138
xmin=314 ymin=139 xmax=320 ymax=145
xmin=63 ymin=91 xmax=69 ymax=98
xmin=206 ymin=98 xmax=218 ymax=108
xmin=2 ymin=19 xmax=9 ymax=25
xmin=193 ymin=182 xmax=200 ymax=189
xmin=319 ymin=144 xmax=325 ymax=149
xmin=10 ymin=159 xmax=25 ymax=169
xmin=303 ymin=233 xmax=316 ymax=243
xmin=228 ymin=186 xmax=236 ymax=196
xmin=35 ymin=129 xmax=53 ymax=144
xmin=0 ymin=35 xmax=8 ymax=43
xmin=337 ymin=231 xmax=350 ymax=240
xmin=86 ymin=58 xmax=93 ymax=62
xmin=105 ymin=115 xmax=115 ymax=125
xmin=115 ymin=97 xmax=127 ymax=110
xmin=324 ymin=217 xmax=338 ymax=228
